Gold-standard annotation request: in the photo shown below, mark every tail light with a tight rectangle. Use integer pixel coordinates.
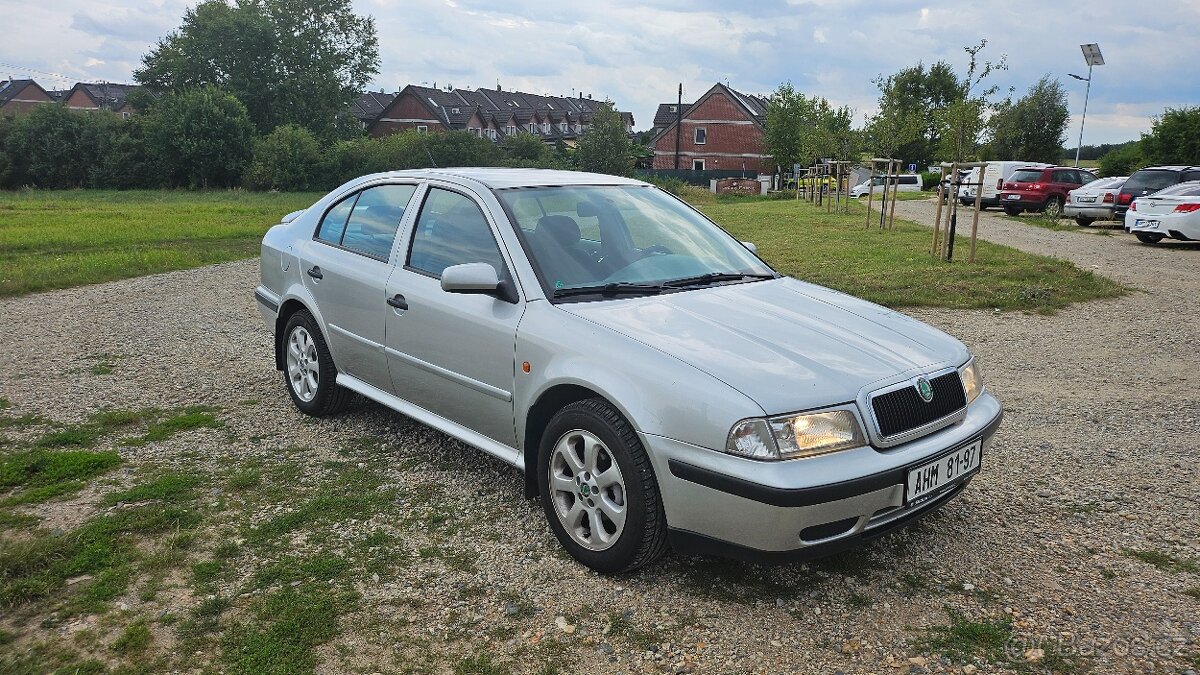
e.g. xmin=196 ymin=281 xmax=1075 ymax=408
xmin=1103 ymin=192 xmax=1114 ymax=204
xmin=1031 ymin=183 xmax=1044 ymax=190
xmin=1118 ymin=193 xmax=1133 ymax=205
xmin=1174 ymin=203 xmax=1200 ymax=213
xmin=1067 ymin=190 xmax=1073 ymax=200
xmin=1131 ymin=201 xmax=1137 ymax=212
xmin=996 ymin=178 xmax=1003 ymax=190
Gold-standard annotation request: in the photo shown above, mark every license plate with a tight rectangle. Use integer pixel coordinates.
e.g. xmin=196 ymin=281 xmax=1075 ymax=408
xmin=1136 ymin=219 xmax=1160 ymax=229
xmin=1077 ymin=196 xmax=1096 ymax=203
xmin=1006 ymin=194 xmax=1020 ymax=200
xmin=907 ymin=440 xmax=982 ymax=504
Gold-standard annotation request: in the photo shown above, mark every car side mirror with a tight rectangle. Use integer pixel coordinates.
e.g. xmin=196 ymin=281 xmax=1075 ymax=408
xmin=441 ymin=263 xmax=518 ymax=303
xmin=741 ymin=241 xmax=758 ymax=254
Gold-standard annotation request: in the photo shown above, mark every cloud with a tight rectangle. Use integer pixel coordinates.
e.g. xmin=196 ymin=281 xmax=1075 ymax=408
xmin=0 ymin=0 xmax=1195 ymax=144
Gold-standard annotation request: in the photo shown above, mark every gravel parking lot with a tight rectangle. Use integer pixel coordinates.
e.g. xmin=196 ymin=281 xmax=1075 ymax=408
xmin=1 ymin=205 xmax=1197 ymax=674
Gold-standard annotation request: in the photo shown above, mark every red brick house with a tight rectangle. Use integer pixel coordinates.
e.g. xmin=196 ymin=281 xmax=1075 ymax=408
xmin=649 ymin=83 xmax=772 ymax=173
xmin=367 ymin=84 xmax=632 ymax=146
xmin=0 ymin=79 xmax=54 ymax=116
xmin=62 ymin=82 xmax=137 ymax=118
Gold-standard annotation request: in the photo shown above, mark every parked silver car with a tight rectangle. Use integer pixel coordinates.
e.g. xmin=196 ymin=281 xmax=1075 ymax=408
xmin=255 ymin=169 xmax=1003 ymax=572
xmin=1064 ymin=176 xmax=1126 ymax=226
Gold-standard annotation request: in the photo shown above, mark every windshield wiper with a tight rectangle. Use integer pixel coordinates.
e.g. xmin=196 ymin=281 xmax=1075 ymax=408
xmin=552 ymin=282 xmax=664 ymax=299
xmin=661 ymin=272 xmax=776 ymax=288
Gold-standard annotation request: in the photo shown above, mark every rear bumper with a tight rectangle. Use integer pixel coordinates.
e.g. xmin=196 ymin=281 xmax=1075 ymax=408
xmin=646 ymin=393 xmax=1003 ymax=561
xmin=998 ymin=196 xmax=1044 ymax=210
xmin=1064 ymin=204 xmax=1115 ymax=220
xmin=1126 ymin=216 xmax=1200 ymax=240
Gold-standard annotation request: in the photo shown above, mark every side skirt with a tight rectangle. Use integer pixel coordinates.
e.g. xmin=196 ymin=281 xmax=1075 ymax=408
xmin=335 ymin=373 xmax=524 ymax=471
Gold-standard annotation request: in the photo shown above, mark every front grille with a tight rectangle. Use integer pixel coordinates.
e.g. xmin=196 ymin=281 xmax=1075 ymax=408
xmin=871 ymin=372 xmax=966 ymax=438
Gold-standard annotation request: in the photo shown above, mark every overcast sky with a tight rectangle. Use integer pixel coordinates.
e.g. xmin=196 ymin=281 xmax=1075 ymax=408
xmin=2 ymin=0 xmax=1196 ymax=145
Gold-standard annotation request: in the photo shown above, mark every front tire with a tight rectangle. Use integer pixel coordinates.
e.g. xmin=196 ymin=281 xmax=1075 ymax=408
xmin=537 ymin=399 xmax=668 ymax=573
xmin=1135 ymin=232 xmax=1164 ymax=244
xmin=282 ymin=310 xmax=350 ymax=416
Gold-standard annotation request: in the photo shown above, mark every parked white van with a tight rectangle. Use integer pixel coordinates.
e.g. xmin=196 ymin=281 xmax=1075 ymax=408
xmin=958 ymin=162 xmax=1051 ymax=208
xmin=851 ymin=174 xmax=922 ymax=198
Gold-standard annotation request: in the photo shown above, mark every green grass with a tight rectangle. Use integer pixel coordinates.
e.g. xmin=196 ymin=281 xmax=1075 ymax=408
xmin=0 ymin=190 xmax=320 ymax=296
xmin=701 ymin=199 xmax=1124 ymax=312
xmin=0 ymin=448 xmax=121 ymax=506
xmin=221 ymin=587 xmax=349 ymax=675
xmin=912 ymin=608 xmax=1013 ymax=663
xmin=1122 ymin=548 xmax=1200 ymax=574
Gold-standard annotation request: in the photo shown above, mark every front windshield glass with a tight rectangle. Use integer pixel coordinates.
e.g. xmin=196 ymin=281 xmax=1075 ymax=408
xmin=497 ymin=185 xmax=774 ymax=296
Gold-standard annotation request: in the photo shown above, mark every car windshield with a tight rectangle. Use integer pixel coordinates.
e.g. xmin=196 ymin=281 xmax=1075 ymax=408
xmin=1124 ymin=169 xmax=1180 ymax=194
xmin=1147 ymin=181 xmax=1200 ymax=197
xmin=1009 ymin=169 xmax=1044 ymax=182
xmin=497 ymin=185 xmax=774 ymax=297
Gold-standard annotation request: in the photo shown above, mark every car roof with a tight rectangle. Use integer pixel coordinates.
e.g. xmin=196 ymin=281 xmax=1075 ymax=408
xmin=364 ymin=168 xmax=651 ymax=190
xmin=1130 ymin=165 xmax=1200 ymax=172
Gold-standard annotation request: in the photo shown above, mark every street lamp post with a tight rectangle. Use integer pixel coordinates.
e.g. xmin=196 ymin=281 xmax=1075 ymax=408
xmin=1071 ymin=43 xmax=1105 ymax=168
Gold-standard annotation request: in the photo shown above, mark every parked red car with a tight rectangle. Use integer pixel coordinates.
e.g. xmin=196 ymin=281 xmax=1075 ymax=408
xmin=999 ymin=166 xmax=1097 ymax=217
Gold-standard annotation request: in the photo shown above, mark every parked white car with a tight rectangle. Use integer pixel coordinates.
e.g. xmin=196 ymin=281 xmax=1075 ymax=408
xmin=1064 ymin=176 xmax=1126 ymax=226
xmin=850 ymin=174 xmax=921 ymax=198
xmin=1125 ymin=180 xmax=1200 ymax=244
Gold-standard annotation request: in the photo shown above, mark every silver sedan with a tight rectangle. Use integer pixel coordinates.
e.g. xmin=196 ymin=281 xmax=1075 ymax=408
xmin=255 ymin=169 xmax=1002 ymax=572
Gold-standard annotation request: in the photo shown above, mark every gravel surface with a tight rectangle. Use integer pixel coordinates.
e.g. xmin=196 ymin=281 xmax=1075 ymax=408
xmin=1 ymin=209 xmax=1198 ymax=673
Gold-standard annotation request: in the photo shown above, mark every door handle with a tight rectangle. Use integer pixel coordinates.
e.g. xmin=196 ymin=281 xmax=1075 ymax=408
xmin=387 ymin=294 xmax=408 ymax=310
xmin=306 ymin=266 xmax=323 ymax=280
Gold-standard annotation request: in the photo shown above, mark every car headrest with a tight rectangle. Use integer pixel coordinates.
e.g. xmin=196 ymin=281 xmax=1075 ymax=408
xmin=535 ymin=215 xmax=581 ymax=247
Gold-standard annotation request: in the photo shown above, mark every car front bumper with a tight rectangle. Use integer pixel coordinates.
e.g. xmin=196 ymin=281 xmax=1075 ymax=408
xmin=646 ymin=392 xmax=1003 ymax=562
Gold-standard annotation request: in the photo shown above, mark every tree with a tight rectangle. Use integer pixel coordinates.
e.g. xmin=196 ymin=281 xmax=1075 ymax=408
xmin=1 ymin=104 xmax=106 ymax=188
xmin=1097 ymin=142 xmax=1145 ymax=177
xmin=1140 ymin=106 xmax=1200 ymax=166
xmin=986 ymin=76 xmax=1070 ymax=163
xmin=502 ymin=132 xmax=551 ymax=163
xmin=936 ymin=40 xmax=1008 ymax=162
xmin=245 ymin=124 xmax=322 ymax=191
xmin=866 ymin=61 xmax=961 ymax=165
xmin=136 ymin=0 xmax=379 ymax=139
xmin=765 ymin=82 xmax=859 ymax=173
xmin=574 ymin=102 xmax=633 ymax=177
xmin=145 ymin=86 xmax=255 ymax=188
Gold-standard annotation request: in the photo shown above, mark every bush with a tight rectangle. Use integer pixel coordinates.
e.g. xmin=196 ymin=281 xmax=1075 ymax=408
xmin=1098 ymin=142 xmax=1145 ymax=177
xmin=245 ymin=125 xmax=322 ymax=191
xmin=920 ymin=171 xmax=942 ymax=190
xmin=144 ymin=86 xmax=255 ymax=188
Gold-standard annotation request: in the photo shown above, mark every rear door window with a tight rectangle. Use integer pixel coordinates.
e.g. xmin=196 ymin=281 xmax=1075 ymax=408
xmin=316 ymin=195 xmax=356 ymax=244
xmin=340 ymin=184 xmax=417 ymax=259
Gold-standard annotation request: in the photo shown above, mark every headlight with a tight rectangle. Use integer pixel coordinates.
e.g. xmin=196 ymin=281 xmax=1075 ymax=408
xmin=726 ymin=410 xmax=865 ymax=460
xmin=960 ymin=359 xmax=983 ymax=404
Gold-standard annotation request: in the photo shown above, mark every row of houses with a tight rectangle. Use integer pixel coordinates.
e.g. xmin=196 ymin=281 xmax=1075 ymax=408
xmin=350 ymin=84 xmax=634 ymax=147
xmin=0 ymin=78 xmax=136 ymax=117
xmin=2 ymin=75 xmax=774 ymax=174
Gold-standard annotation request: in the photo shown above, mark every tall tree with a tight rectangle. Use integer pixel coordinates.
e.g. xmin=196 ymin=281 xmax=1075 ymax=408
xmin=866 ymin=61 xmax=961 ymax=166
xmin=935 ymin=40 xmax=1008 ymax=162
xmin=575 ymin=102 xmax=634 ymax=177
xmin=135 ymin=0 xmax=379 ymax=139
xmin=1140 ymin=106 xmax=1200 ymax=165
xmin=765 ymin=82 xmax=858 ymax=172
xmin=986 ymin=76 xmax=1070 ymax=163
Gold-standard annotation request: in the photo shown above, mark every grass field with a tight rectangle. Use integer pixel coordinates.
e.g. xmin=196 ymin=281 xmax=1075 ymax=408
xmin=0 ymin=190 xmax=321 ymax=297
xmin=0 ymin=188 xmax=1122 ymax=312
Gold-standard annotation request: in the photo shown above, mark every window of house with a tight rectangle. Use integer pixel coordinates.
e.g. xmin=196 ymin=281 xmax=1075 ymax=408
xmin=692 ymin=159 xmax=705 ymax=171
xmin=694 ymin=127 xmax=707 ymax=144
xmin=507 ymin=125 xmax=515 ymax=135
xmin=529 ymin=123 xmax=537 ymax=133
xmin=669 ymin=105 xmax=677 ymax=112
xmin=560 ymin=122 xmax=568 ymax=132
xmin=416 ymin=125 xmax=428 ymax=133
xmin=542 ymin=123 xmax=550 ymax=133
xmin=407 ymin=188 xmax=505 ymax=278
xmin=121 ymin=111 xmax=130 ymax=120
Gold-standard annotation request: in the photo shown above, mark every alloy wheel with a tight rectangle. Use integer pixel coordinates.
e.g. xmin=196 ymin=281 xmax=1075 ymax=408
xmin=286 ymin=326 xmax=319 ymax=402
xmin=548 ymin=429 xmax=627 ymax=551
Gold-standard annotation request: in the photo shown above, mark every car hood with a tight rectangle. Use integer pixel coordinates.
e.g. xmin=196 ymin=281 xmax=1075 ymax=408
xmin=560 ymin=278 xmax=968 ymax=415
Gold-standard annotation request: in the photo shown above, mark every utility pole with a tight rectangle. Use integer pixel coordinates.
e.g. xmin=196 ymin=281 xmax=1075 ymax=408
xmin=1072 ymin=43 xmax=1104 ymax=168
xmin=673 ymin=83 xmax=682 ymax=172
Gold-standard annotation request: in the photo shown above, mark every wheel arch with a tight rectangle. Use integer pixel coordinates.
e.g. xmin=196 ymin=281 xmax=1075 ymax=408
xmin=522 ymin=383 xmax=626 ymax=499
xmin=273 ymin=293 xmax=331 ymax=371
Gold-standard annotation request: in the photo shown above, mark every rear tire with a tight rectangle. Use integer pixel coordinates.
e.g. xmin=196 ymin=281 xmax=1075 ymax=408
xmin=537 ymin=399 xmax=668 ymax=574
xmin=1043 ymin=196 xmax=1064 ymax=218
xmin=282 ymin=310 xmax=350 ymax=417
xmin=1135 ymin=232 xmax=1164 ymax=244
xmin=1075 ymin=216 xmax=1095 ymax=227
xmin=1003 ymin=205 xmax=1021 ymax=216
